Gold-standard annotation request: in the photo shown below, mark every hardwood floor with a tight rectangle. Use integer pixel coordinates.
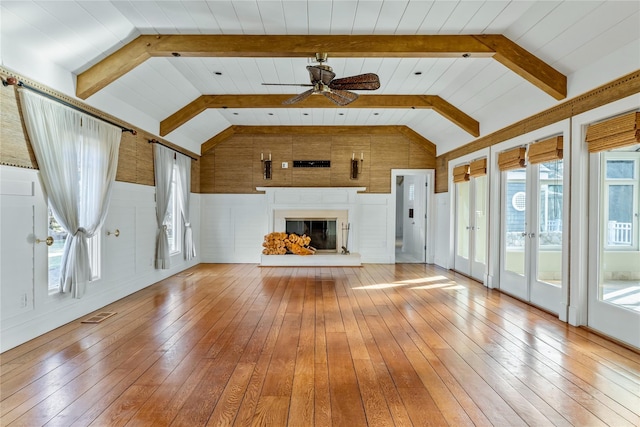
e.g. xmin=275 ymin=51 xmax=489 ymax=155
xmin=1 ymin=264 xmax=639 ymax=426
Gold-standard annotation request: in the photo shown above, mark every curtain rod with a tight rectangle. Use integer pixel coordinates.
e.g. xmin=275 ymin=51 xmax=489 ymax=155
xmin=148 ymin=139 xmax=198 ymax=161
xmin=2 ymin=76 xmax=136 ymax=135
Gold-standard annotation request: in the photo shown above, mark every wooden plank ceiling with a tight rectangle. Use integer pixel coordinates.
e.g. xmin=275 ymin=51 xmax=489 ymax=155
xmin=1 ymin=1 xmax=638 ymax=155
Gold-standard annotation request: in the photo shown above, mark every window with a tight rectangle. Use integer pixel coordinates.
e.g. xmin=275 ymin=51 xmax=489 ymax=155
xmin=603 ymin=152 xmax=639 ymax=250
xmin=48 ymin=207 xmax=100 ymax=292
xmin=165 ymin=164 xmax=181 ymax=254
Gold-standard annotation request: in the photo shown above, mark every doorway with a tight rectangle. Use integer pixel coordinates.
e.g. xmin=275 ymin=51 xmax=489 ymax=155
xmin=392 ymin=169 xmax=433 ymax=264
xmin=453 ymin=162 xmax=488 ymax=282
xmin=498 ymin=153 xmax=565 ymax=315
xmin=587 ymin=147 xmax=640 ymax=347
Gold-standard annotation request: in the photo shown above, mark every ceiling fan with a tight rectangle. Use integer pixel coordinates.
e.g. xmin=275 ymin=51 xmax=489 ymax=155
xmin=262 ymin=53 xmax=381 ymax=106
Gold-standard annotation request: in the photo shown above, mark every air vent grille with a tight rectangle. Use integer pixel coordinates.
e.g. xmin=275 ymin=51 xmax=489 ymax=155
xmin=81 ymin=312 xmax=117 ymax=324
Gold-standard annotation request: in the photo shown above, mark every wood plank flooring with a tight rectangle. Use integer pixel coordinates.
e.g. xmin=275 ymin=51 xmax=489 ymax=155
xmin=1 ymin=264 xmax=639 ymax=426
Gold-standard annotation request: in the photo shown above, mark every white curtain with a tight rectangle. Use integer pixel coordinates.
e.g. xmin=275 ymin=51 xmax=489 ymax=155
xmin=19 ymin=89 xmax=121 ymax=298
xmin=176 ymin=153 xmax=196 ymax=260
xmin=154 ymin=144 xmax=174 ymax=269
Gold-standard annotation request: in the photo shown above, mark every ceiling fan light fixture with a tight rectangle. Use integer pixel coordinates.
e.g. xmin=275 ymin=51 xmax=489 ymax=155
xmin=276 ymin=53 xmax=380 ymax=106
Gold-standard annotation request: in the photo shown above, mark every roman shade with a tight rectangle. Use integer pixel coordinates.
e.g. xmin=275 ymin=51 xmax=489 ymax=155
xmin=528 ymin=136 xmax=563 ymax=164
xmin=497 ymin=147 xmax=526 ymax=171
xmin=469 ymin=158 xmax=487 ymax=177
xmin=586 ymin=111 xmax=640 ymax=153
xmin=452 ymin=164 xmax=470 ymax=183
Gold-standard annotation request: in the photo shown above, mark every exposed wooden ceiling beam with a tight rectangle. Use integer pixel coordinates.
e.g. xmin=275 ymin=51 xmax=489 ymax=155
xmin=201 ymin=125 xmax=436 ymax=154
xmin=160 ymin=94 xmax=479 ymax=138
xmin=76 ymin=34 xmax=566 ymax=101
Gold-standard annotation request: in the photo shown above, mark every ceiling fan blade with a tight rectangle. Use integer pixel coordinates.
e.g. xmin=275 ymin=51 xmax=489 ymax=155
xmin=282 ymin=89 xmax=315 ymax=105
xmin=262 ymin=83 xmax=314 ymax=87
xmin=307 ymin=65 xmax=335 ymax=85
xmin=329 ymin=73 xmax=381 ymax=90
xmin=322 ymin=89 xmax=359 ymax=106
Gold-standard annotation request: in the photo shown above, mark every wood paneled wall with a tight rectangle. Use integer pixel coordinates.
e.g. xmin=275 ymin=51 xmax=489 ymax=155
xmin=0 ymin=68 xmax=201 ymax=193
xmin=435 ymin=69 xmax=640 ymax=193
xmin=200 ymin=131 xmax=435 ymax=194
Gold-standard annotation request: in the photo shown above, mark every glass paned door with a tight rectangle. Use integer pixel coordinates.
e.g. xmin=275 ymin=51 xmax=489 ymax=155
xmin=471 ymin=175 xmax=487 ymax=280
xmin=588 ymin=149 xmax=640 ymax=348
xmin=454 ymin=174 xmax=488 ymax=282
xmin=500 ymin=162 xmax=564 ymax=313
xmin=530 ymin=160 xmax=563 ymax=311
xmin=500 ymin=168 xmax=527 ymax=300
xmin=455 ymin=180 xmax=471 ymax=274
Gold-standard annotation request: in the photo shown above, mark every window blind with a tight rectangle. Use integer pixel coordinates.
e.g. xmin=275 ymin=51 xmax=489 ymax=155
xmin=586 ymin=111 xmax=640 ymax=153
xmin=528 ymin=136 xmax=563 ymax=164
xmin=452 ymin=164 xmax=470 ymax=183
xmin=497 ymin=147 xmax=526 ymax=171
xmin=469 ymin=158 xmax=487 ymax=177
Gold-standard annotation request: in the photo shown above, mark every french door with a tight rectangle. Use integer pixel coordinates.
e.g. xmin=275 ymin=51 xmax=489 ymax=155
xmin=588 ymin=149 xmax=640 ymax=347
xmin=499 ymin=160 xmax=564 ymax=314
xmin=454 ymin=174 xmax=487 ymax=281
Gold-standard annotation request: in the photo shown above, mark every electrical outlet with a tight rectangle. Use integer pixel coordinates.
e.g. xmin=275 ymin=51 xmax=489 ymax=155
xmin=282 ymin=162 xmax=288 ymax=169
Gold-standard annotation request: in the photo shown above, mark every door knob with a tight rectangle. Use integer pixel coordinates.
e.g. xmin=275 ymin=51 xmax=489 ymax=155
xmin=35 ymin=236 xmax=54 ymax=246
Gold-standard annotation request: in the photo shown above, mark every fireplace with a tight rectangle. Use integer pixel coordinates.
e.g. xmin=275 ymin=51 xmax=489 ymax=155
xmin=274 ymin=209 xmax=348 ymax=254
xmin=286 ymin=219 xmax=337 ymax=252
xmin=258 ymin=187 xmax=364 ymax=266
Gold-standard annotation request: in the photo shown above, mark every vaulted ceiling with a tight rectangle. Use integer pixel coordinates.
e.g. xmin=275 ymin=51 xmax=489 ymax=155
xmin=1 ymin=1 xmax=638 ymax=156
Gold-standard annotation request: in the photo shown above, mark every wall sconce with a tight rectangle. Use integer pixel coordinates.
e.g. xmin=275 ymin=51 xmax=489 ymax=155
xmin=350 ymin=152 xmax=363 ymax=179
xmin=261 ymin=152 xmax=272 ymax=180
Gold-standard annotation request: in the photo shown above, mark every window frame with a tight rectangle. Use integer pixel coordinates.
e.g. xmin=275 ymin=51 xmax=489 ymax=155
xmin=165 ymin=164 xmax=182 ymax=255
xmin=602 ymin=151 xmax=639 ymax=251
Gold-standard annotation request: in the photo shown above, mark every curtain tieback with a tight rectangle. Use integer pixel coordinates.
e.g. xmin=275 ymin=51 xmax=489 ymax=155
xmin=185 ymin=223 xmax=191 ymax=228
xmin=162 ymin=225 xmax=168 ymax=231
xmin=74 ymin=227 xmax=87 ymax=237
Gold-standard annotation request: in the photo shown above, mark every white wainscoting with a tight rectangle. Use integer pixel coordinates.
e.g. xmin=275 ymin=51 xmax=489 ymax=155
xmin=200 ymin=190 xmax=394 ymax=264
xmin=358 ymin=193 xmax=393 ymax=263
xmin=0 ymin=166 xmax=201 ymax=352
xmin=200 ymin=194 xmax=268 ymax=263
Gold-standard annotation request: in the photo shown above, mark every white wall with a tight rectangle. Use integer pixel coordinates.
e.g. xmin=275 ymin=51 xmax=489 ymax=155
xmin=0 ymin=166 xmax=200 ymax=352
xmin=199 ymin=191 xmax=394 ymax=264
xmin=200 ymin=194 xmax=267 ymax=264
xmin=358 ymin=193 xmax=394 ymax=263
xmin=433 ymin=192 xmax=450 ymax=269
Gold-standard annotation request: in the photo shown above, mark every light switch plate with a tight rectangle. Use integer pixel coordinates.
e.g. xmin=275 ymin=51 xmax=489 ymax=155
xmin=282 ymin=162 xmax=288 ymax=168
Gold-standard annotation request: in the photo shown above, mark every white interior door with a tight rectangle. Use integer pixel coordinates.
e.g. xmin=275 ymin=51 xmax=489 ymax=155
xmin=409 ymin=174 xmax=427 ymax=262
xmin=588 ymin=150 xmax=640 ymax=347
xmin=500 ymin=162 xmax=563 ymax=314
xmin=394 ymin=171 xmax=429 ymax=264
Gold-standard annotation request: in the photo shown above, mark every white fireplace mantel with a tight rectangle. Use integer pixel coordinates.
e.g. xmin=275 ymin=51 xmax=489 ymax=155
xmin=256 ymin=187 xmax=366 ymax=206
